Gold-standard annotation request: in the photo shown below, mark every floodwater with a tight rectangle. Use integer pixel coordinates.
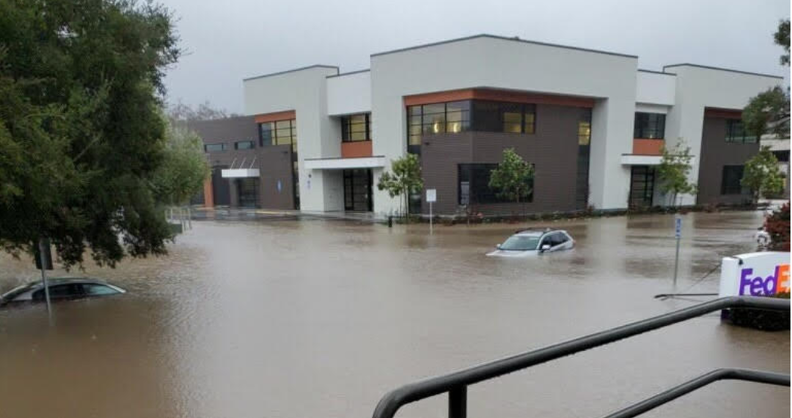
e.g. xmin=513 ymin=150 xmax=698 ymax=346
xmin=0 ymin=211 xmax=787 ymax=418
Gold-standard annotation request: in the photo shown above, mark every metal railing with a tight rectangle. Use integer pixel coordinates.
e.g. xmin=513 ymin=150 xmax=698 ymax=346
xmin=372 ymin=296 xmax=789 ymax=418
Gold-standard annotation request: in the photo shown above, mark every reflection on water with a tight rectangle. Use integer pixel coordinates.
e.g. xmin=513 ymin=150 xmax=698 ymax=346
xmin=0 ymin=211 xmax=787 ymax=418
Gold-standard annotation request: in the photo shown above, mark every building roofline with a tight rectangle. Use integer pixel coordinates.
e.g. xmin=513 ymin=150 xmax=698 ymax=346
xmin=243 ymin=64 xmax=339 ymax=82
xmin=637 ymin=69 xmax=676 ymax=76
xmin=371 ymin=34 xmax=638 ymax=59
xmin=326 ymin=69 xmax=371 ymax=79
xmin=662 ymin=63 xmax=783 ymax=79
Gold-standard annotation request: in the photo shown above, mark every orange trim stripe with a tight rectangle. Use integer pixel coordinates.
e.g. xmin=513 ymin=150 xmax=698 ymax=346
xmin=632 ymin=139 xmax=664 ymax=156
xmin=704 ymin=107 xmax=742 ymax=119
xmin=341 ymin=141 xmax=373 ymax=158
xmin=254 ymin=110 xmax=296 ymax=123
xmin=403 ymin=88 xmax=595 ymax=108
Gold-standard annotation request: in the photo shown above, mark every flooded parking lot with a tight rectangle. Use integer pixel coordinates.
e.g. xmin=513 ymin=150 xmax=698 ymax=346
xmin=0 ymin=210 xmax=787 ymax=418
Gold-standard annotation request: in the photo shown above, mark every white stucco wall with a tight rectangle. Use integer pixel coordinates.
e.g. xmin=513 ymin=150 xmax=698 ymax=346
xmin=370 ymin=35 xmax=638 ymax=214
xmin=636 ymin=71 xmax=676 ymax=106
xmin=662 ymin=64 xmax=783 ymax=205
xmin=243 ymin=65 xmax=343 ymax=212
xmin=326 ymin=71 xmax=371 ymax=116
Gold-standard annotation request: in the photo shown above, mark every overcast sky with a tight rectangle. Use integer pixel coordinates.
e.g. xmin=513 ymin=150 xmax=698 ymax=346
xmin=159 ymin=0 xmax=790 ymax=114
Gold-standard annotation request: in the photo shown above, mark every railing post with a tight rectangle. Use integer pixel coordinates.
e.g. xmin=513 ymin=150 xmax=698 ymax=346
xmin=448 ymin=386 xmax=467 ymax=418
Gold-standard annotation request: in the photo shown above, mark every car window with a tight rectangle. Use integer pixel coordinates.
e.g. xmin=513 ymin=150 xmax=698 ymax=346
xmin=1 ymin=283 xmax=35 ymax=301
xmin=540 ymin=234 xmax=555 ymax=248
xmin=32 ymin=284 xmax=83 ymax=301
xmin=556 ymin=233 xmax=569 ymax=244
xmin=83 ymin=284 xmax=119 ymax=296
xmin=500 ymin=235 xmax=540 ymax=251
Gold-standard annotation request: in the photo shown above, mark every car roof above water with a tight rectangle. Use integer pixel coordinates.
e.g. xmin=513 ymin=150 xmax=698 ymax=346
xmin=513 ymin=228 xmax=566 ymax=236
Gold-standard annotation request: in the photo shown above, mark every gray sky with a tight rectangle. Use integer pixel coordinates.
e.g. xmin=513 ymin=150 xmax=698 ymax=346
xmin=160 ymin=0 xmax=790 ymax=114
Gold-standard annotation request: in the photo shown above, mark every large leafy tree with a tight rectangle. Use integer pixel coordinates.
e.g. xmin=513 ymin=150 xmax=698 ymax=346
xmin=656 ymin=140 xmax=697 ymax=206
xmin=151 ymin=119 xmax=209 ymax=206
xmin=0 ymin=0 xmax=180 ymax=268
xmin=488 ymin=148 xmax=534 ymax=215
xmin=774 ymin=19 xmax=790 ymax=66
xmin=743 ymin=86 xmax=790 ymax=139
xmin=377 ymin=154 xmax=423 ymax=216
xmin=742 ymin=146 xmax=785 ymax=204
xmin=743 ymin=19 xmax=791 ymax=139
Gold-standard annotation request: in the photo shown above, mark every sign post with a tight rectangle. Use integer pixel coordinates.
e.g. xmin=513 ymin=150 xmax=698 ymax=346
xmin=426 ymin=189 xmax=437 ymax=235
xmin=36 ymin=238 xmax=53 ymax=323
xmin=673 ymin=216 xmax=682 ymax=290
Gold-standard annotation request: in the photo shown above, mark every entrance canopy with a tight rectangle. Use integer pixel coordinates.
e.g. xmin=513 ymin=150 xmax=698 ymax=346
xmin=620 ymin=154 xmax=662 ymax=166
xmin=221 ymin=168 xmax=260 ymax=178
xmin=304 ymin=156 xmax=385 ymax=170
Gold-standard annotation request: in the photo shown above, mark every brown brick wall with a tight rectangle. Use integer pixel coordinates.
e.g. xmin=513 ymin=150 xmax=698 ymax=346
xmin=697 ymin=116 xmax=758 ymax=205
xmin=420 ymin=104 xmax=588 ymax=215
xmin=187 ymin=116 xmax=295 ymax=209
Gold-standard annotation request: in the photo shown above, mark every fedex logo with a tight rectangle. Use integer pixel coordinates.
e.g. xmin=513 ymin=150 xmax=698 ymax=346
xmin=739 ymin=264 xmax=790 ymax=296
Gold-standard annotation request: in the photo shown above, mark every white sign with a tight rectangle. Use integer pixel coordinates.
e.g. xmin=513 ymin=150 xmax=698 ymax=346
xmin=718 ymin=252 xmax=790 ymax=297
xmin=426 ymin=189 xmax=437 ymax=203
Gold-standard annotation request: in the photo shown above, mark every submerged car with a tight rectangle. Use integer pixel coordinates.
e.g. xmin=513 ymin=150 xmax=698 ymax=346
xmin=487 ymin=228 xmax=575 ymax=257
xmin=0 ymin=278 xmax=126 ymax=307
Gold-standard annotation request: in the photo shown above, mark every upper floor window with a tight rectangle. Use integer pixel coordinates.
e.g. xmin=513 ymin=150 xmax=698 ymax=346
xmin=471 ymin=101 xmax=536 ymax=134
xmin=725 ymin=119 xmax=757 ymax=144
xmin=235 ymin=140 xmax=255 ymax=150
xmin=408 ymin=101 xmax=471 ymax=145
xmin=204 ymin=143 xmax=227 ymax=152
xmin=633 ymin=113 xmax=665 ymax=139
xmin=259 ymin=119 xmax=298 ymax=152
xmin=341 ymin=114 xmax=371 ymax=142
xmin=407 ymin=100 xmax=539 ymax=146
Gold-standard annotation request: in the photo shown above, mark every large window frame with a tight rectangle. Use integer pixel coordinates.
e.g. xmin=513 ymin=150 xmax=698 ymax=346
xmin=407 ymin=100 xmax=538 ymax=148
xmin=341 ymin=114 xmax=371 ymax=142
xmin=725 ymin=119 xmax=757 ymax=144
xmin=458 ymin=163 xmax=534 ymax=205
xmin=259 ymin=119 xmax=298 ymax=152
xmin=633 ymin=112 xmax=665 ymax=139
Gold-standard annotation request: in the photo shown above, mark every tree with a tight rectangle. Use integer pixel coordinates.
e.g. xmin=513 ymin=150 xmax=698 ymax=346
xmin=0 ymin=0 xmax=180 ymax=268
xmin=488 ymin=148 xmax=534 ymax=215
xmin=774 ymin=19 xmax=790 ymax=66
xmin=167 ymin=100 xmax=240 ymax=122
xmin=743 ymin=87 xmax=790 ymax=139
xmin=150 ymin=118 xmax=210 ymax=206
xmin=657 ymin=140 xmax=697 ymax=206
xmin=377 ymin=154 xmax=423 ymax=217
xmin=742 ymin=146 xmax=784 ymax=204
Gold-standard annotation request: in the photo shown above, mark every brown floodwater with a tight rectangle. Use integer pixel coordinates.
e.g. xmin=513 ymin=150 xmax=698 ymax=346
xmin=0 ymin=211 xmax=787 ymax=418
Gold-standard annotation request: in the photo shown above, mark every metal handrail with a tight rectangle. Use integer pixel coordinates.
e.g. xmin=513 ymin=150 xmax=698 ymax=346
xmin=372 ymin=296 xmax=789 ymax=418
xmin=603 ymin=368 xmax=789 ymax=418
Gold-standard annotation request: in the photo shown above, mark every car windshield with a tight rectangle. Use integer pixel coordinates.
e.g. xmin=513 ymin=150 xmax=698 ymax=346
xmin=500 ymin=235 xmax=541 ymax=251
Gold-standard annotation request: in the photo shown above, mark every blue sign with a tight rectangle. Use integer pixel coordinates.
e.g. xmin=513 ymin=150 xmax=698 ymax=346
xmin=277 ymin=180 xmax=282 ymax=193
xmin=675 ymin=217 xmax=682 ymax=239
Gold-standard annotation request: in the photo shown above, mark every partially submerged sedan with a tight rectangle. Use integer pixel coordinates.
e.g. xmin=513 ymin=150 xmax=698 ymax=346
xmin=0 ymin=278 xmax=126 ymax=307
xmin=487 ymin=228 xmax=575 ymax=257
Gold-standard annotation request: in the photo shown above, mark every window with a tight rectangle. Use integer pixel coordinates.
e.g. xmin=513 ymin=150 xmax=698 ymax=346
xmin=235 ymin=140 xmax=255 ymax=150
xmin=341 ymin=114 xmax=371 ymax=142
xmin=259 ymin=119 xmax=298 ymax=151
xmin=721 ymin=165 xmax=746 ymax=195
xmin=633 ymin=113 xmax=665 ymax=139
xmin=500 ymin=235 xmax=541 ymax=251
xmin=471 ymin=101 xmax=536 ymax=134
xmin=32 ymin=284 xmax=82 ymax=301
xmin=204 ymin=143 xmax=227 ymax=152
xmin=407 ymin=101 xmax=472 ymax=146
xmin=259 ymin=123 xmax=273 ymax=146
xmin=458 ymin=163 xmax=533 ymax=205
xmin=726 ymin=120 xmax=757 ymax=143
xmin=83 ymin=284 xmax=120 ymax=296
